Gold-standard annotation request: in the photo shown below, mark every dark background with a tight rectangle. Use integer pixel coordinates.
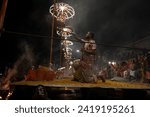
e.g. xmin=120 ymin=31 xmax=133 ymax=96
xmin=1 ymin=0 xmax=150 ymax=71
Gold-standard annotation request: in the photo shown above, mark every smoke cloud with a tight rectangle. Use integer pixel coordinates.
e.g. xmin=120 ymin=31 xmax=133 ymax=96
xmin=0 ymin=41 xmax=35 ymax=90
xmin=65 ymin=0 xmax=150 ymax=45
xmin=2 ymin=0 xmax=150 ymax=72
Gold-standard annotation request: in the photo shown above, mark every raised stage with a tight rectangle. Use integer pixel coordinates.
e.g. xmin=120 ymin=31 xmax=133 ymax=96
xmin=11 ymin=79 xmax=150 ymax=89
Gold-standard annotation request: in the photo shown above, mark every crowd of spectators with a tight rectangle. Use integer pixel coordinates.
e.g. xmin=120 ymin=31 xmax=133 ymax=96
xmin=98 ymin=52 xmax=150 ymax=83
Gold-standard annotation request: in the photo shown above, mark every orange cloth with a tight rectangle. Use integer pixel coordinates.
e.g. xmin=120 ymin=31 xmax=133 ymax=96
xmin=25 ymin=69 xmax=37 ymax=81
xmin=25 ymin=66 xmax=56 ymax=81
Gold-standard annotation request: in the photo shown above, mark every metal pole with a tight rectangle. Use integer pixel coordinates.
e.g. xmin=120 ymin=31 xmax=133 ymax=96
xmin=0 ymin=0 xmax=8 ymax=35
xmin=60 ymin=42 xmax=63 ymax=66
xmin=60 ymin=23 xmax=65 ymax=67
xmin=50 ymin=0 xmax=56 ymax=64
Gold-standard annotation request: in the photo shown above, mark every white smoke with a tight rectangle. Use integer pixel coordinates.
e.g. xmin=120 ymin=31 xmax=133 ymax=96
xmin=0 ymin=42 xmax=35 ymax=90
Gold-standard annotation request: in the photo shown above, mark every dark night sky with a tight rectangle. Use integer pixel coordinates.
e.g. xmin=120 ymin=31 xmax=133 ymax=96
xmin=1 ymin=0 xmax=150 ymax=69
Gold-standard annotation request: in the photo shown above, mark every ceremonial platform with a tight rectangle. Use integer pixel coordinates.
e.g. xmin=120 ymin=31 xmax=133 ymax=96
xmin=11 ymin=79 xmax=150 ymax=89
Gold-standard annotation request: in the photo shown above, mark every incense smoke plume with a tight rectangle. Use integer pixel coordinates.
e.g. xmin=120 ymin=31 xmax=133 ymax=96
xmin=0 ymin=42 xmax=34 ymax=90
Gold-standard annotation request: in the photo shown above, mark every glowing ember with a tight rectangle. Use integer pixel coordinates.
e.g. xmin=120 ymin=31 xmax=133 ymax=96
xmin=112 ymin=61 xmax=116 ymax=65
xmin=108 ymin=61 xmax=111 ymax=65
xmin=76 ymin=50 xmax=80 ymax=53
xmin=5 ymin=91 xmax=13 ymax=100
xmin=50 ymin=2 xmax=75 ymax=22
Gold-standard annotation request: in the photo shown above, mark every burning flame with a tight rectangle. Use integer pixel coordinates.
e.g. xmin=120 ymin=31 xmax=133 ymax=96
xmin=57 ymin=26 xmax=73 ymax=39
xmin=50 ymin=2 xmax=75 ymax=22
